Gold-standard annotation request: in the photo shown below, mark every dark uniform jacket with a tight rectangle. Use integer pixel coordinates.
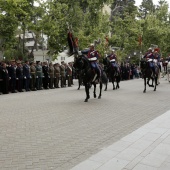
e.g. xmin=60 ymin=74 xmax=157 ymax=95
xmin=16 ymin=66 xmax=23 ymax=79
xmin=23 ymin=64 xmax=30 ymax=78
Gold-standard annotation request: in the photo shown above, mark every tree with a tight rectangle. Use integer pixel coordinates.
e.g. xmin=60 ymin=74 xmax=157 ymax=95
xmin=139 ymin=0 xmax=155 ymax=19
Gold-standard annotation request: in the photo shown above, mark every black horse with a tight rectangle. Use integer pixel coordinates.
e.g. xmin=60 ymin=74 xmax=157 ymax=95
xmin=74 ymin=54 xmax=104 ymax=102
xmin=103 ymin=57 xmax=121 ymax=90
xmin=140 ymin=60 xmax=159 ymax=93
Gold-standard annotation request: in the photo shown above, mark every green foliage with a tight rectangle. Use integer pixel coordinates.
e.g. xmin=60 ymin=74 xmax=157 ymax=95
xmin=0 ymin=0 xmax=170 ymax=62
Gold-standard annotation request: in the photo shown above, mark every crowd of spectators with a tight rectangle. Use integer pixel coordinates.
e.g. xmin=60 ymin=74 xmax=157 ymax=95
xmin=0 ymin=60 xmax=74 ymax=95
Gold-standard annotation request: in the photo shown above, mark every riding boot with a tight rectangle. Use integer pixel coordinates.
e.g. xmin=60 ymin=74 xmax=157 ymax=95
xmin=151 ymin=67 xmax=155 ymax=77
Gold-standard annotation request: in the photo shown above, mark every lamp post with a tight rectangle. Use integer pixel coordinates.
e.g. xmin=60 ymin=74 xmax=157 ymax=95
xmin=128 ymin=56 xmax=130 ymax=63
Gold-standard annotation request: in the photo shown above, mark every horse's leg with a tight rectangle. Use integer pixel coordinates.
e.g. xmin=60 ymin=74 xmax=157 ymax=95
xmin=98 ymin=81 xmax=102 ymax=99
xmin=117 ymin=76 xmax=120 ymax=89
xmin=115 ymin=77 xmax=119 ymax=89
xmin=117 ymin=82 xmax=120 ymax=89
xmin=143 ymin=77 xmax=146 ymax=93
xmin=77 ymin=78 xmax=80 ymax=90
xmin=84 ymin=83 xmax=90 ymax=102
xmin=151 ymin=78 xmax=154 ymax=87
xmin=147 ymin=78 xmax=150 ymax=86
xmin=148 ymin=78 xmax=154 ymax=87
xmin=113 ymin=78 xmax=115 ymax=90
xmin=154 ymin=77 xmax=157 ymax=91
xmin=168 ymin=72 xmax=170 ymax=83
xmin=158 ymin=72 xmax=160 ymax=84
xmin=104 ymin=82 xmax=107 ymax=91
xmin=93 ymin=83 xmax=97 ymax=98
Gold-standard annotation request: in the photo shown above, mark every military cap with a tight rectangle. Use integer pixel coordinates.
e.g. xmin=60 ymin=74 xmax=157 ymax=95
xmin=16 ymin=60 xmax=21 ymax=64
xmin=90 ymin=43 xmax=94 ymax=46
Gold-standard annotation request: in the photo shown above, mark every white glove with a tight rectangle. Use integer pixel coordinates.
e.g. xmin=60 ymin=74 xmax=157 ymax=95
xmin=16 ymin=78 xmax=18 ymax=80
xmin=24 ymin=76 xmax=26 ymax=79
xmin=30 ymin=76 xmax=32 ymax=79
xmin=36 ymin=76 xmax=38 ymax=78
xmin=9 ymin=77 xmax=11 ymax=80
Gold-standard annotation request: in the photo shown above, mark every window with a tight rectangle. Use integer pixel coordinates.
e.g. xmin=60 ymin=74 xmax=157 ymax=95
xmin=61 ymin=57 xmax=65 ymax=61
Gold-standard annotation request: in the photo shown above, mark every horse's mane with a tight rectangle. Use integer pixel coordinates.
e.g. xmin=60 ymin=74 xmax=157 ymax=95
xmin=79 ymin=55 xmax=90 ymax=67
xmin=103 ymin=57 xmax=110 ymax=66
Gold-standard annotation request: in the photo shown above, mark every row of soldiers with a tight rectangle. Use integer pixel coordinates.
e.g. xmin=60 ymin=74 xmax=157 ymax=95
xmin=0 ymin=60 xmax=74 ymax=95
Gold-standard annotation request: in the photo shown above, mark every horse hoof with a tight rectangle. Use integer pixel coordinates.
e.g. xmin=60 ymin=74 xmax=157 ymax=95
xmin=77 ymin=88 xmax=80 ymax=90
xmin=98 ymin=96 xmax=101 ymax=99
xmin=104 ymin=89 xmax=107 ymax=91
xmin=84 ymin=99 xmax=88 ymax=102
xmin=143 ymin=91 xmax=146 ymax=93
xmin=94 ymin=95 xmax=96 ymax=98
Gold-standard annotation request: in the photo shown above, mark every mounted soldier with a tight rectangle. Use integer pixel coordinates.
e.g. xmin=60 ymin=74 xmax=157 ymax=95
xmin=143 ymin=47 xmax=155 ymax=77
xmin=153 ymin=48 xmax=161 ymax=72
xmin=107 ymin=49 xmax=118 ymax=73
xmin=87 ymin=43 xmax=101 ymax=82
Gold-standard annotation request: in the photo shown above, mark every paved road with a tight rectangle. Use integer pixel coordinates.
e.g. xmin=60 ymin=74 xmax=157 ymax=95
xmin=0 ymin=77 xmax=170 ymax=170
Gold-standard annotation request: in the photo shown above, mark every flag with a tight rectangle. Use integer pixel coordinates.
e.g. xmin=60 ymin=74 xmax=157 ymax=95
xmin=105 ymin=36 xmax=109 ymax=47
xmin=67 ymin=30 xmax=74 ymax=55
xmin=138 ymin=35 xmax=142 ymax=46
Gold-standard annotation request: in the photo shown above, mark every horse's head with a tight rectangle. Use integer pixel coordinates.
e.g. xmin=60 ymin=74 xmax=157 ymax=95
xmin=140 ymin=60 xmax=148 ymax=69
xmin=103 ymin=57 xmax=110 ymax=66
xmin=74 ymin=54 xmax=89 ymax=70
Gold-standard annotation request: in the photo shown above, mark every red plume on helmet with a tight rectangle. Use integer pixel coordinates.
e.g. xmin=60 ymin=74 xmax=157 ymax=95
xmin=154 ymin=48 xmax=160 ymax=52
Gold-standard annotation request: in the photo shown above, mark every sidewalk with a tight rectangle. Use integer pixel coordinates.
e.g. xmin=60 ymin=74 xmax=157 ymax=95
xmin=71 ymin=110 xmax=170 ymax=170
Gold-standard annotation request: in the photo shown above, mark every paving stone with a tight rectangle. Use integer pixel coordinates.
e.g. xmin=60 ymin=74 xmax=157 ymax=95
xmin=1 ymin=78 xmax=170 ymax=169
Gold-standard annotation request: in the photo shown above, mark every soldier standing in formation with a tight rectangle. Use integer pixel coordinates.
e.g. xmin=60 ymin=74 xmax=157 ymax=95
xmin=16 ymin=61 xmax=24 ymax=92
xmin=54 ymin=63 xmax=60 ymax=88
xmin=67 ymin=62 xmax=72 ymax=87
xmin=60 ymin=61 xmax=65 ymax=88
xmin=36 ymin=61 xmax=43 ymax=90
xmin=8 ymin=60 xmax=17 ymax=93
xmin=1 ymin=63 xmax=9 ymax=94
xmin=30 ymin=62 xmax=37 ymax=91
xmin=42 ymin=62 xmax=49 ymax=89
xmin=23 ymin=61 xmax=31 ymax=91
xmin=49 ymin=63 xmax=54 ymax=89
xmin=0 ymin=63 xmax=3 ymax=95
